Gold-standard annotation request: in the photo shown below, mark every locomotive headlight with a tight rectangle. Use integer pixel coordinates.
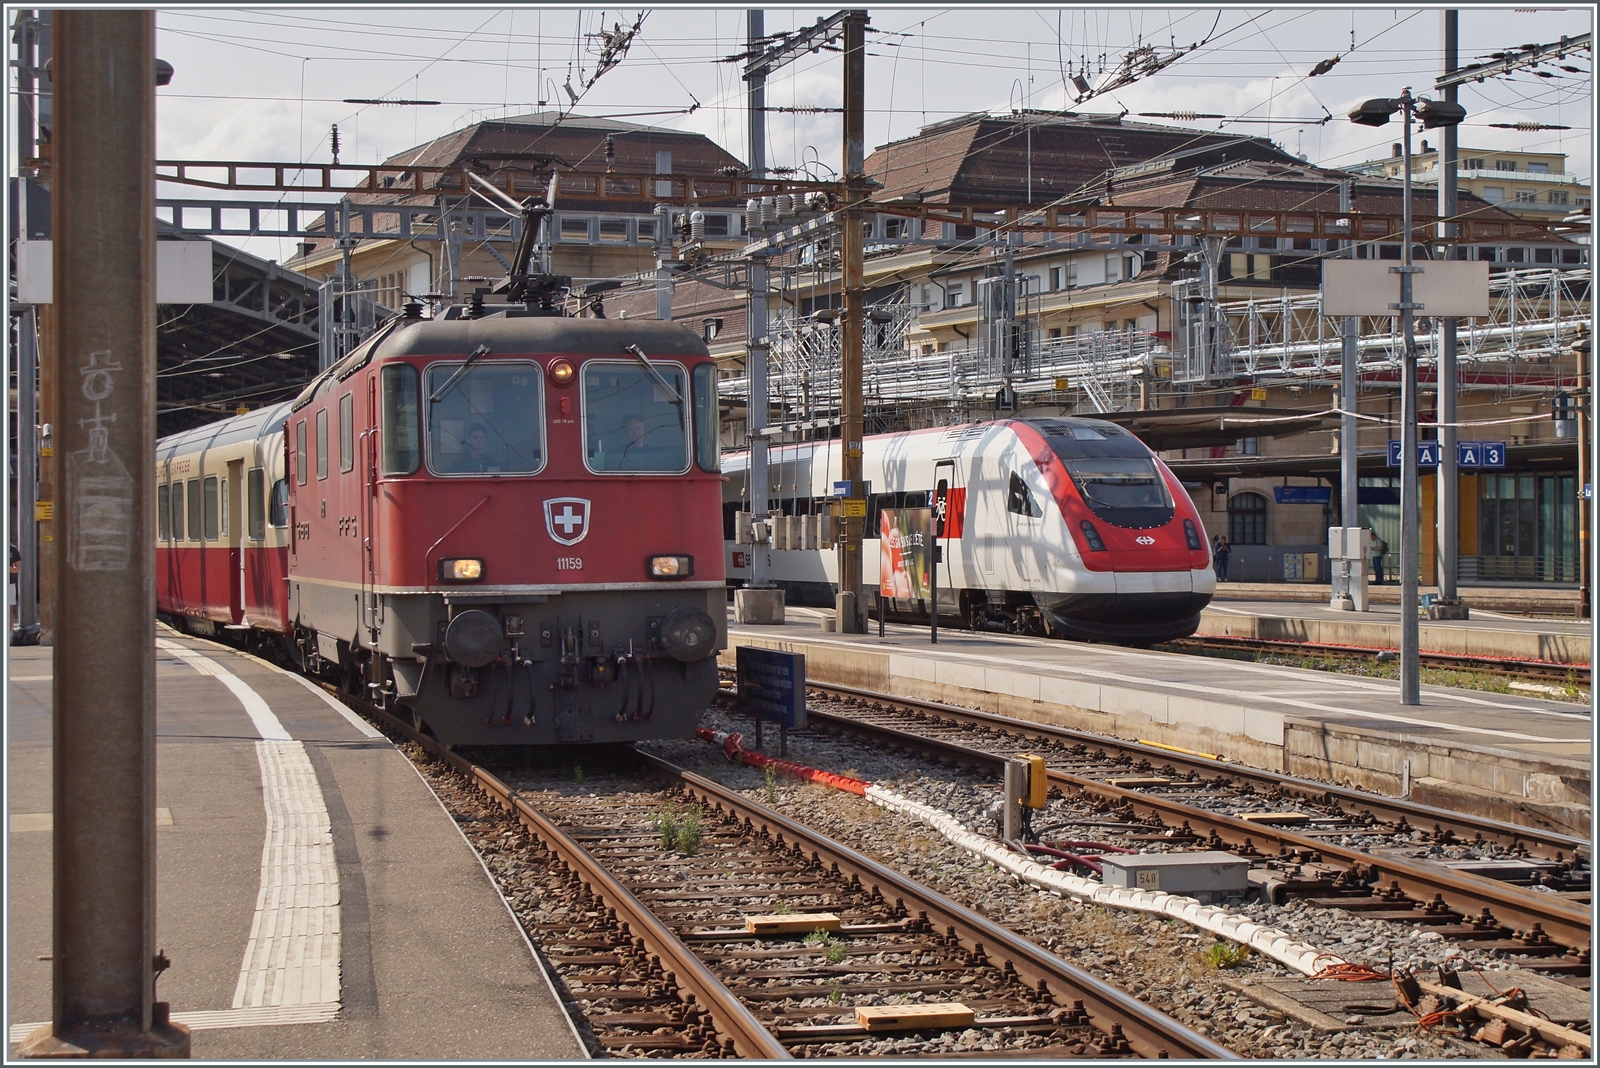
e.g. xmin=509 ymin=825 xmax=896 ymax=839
xmin=548 ymin=358 xmax=576 ymax=386
xmin=440 ymin=557 xmax=485 ymax=582
xmin=648 ymin=554 xmax=694 ymax=579
xmin=1183 ymin=519 xmax=1204 ymax=551
xmin=1078 ymin=520 xmax=1107 ymax=553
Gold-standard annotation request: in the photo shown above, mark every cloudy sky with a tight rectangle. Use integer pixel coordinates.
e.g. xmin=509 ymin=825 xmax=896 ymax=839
xmin=126 ymin=5 xmax=1594 ymax=260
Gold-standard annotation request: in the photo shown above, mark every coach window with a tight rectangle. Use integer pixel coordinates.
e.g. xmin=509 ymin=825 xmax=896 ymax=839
xmin=219 ymin=478 xmax=228 ymax=537
xmin=380 ymin=364 xmax=421 ymax=475
xmin=692 ymin=363 xmax=720 ymax=472
xmin=424 ymin=361 xmax=545 ymax=475
xmin=269 ymin=479 xmax=289 ymax=528
xmin=170 ymin=482 xmax=185 ymax=541
xmin=583 ymin=360 xmax=688 ymax=473
xmin=316 ymin=409 xmax=329 ymax=480
xmin=157 ymin=483 xmax=171 ymax=541
xmin=203 ymin=476 xmax=220 ymax=541
xmin=247 ymin=468 xmax=266 ymax=540
xmin=295 ymin=420 xmax=307 ymax=485
xmin=339 ymin=393 xmax=355 ymax=473
xmin=186 ymin=479 xmax=202 ymax=541
xmin=1229 ymin=492 xmax=1268 ymax=545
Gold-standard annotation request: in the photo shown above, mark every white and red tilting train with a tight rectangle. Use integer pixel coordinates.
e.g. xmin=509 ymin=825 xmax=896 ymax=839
xmin=156 ymin=311 xmax=727 ymax=746
xmin=724 ymin=417 xmax=1216 ymax=644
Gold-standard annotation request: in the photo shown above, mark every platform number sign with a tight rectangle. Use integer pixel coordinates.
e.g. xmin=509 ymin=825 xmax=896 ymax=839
xmin=1387 ymin=440 xmax=1440 ymax=468
xmin=1456 ymin=441 xmax=1506 ymax=468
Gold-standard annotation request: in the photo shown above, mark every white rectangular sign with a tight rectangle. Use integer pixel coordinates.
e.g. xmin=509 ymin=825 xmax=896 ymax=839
xmin=13 ymin=239 xmax=215 ymax=304
xmin=15 ymin=239 xmax=51 ymax=303
xmin=1323 ymin=259 xmax=1490 ymax=318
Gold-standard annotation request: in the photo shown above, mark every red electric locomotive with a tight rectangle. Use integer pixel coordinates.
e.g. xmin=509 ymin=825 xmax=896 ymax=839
xmin=156 ymin=310 xmax=727 ymax=746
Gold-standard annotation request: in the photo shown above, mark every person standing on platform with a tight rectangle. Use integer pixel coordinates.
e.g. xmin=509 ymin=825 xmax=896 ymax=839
xmin=8 ymin=544 xmax=18 ymax=632
xmin=1371 ymin=533 xmax=1388 ymax=585
xmin=1212 ymin=535 xmax=1231 ymax=581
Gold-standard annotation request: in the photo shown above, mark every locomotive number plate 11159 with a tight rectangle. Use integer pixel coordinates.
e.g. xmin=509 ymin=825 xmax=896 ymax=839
xmin=556 ymin=557 xmax=583 ymax=570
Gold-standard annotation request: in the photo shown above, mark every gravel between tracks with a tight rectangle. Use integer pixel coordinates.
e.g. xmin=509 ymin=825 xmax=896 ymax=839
xmin=642 ymin=707 xmax=1538 ymax=1060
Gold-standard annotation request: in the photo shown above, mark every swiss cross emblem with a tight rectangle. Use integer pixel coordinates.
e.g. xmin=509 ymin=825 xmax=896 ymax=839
xmin=544 ymin=497 xmax=591 ymax=546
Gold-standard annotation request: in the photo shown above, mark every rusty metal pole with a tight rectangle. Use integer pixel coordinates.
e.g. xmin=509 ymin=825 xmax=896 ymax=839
xmin=835 ymin=9 xmax=868 ymax=634
xmin=18 ymin=10 xmax=190 ymax=1058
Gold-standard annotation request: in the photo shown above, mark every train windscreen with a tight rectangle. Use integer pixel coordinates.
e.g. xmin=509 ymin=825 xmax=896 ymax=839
xmin=1061 ymin=457 xmax=1174 ymax=530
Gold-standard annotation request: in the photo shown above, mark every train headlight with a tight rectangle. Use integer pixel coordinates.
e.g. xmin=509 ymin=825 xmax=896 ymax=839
xmin=1078 ymin=520 xmax=1107 ymax=553
xmin=548 ymin=358 xmax=576 ymax=386
xmin=1184 ymin=519 xmax=1203 ymax=551
xmin=439 ymin=557 xmax=485 ymax=582
xmin=648 ymin=554 xmax=694 ymax=579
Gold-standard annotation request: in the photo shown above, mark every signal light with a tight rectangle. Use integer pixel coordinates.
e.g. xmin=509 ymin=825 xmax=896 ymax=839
xmin=439 ymin=557 xmax=485 ymax=582
xmin=648 ymin=555 xmax=694 ymax=579
xmin=1078 ymin=520 xmax=1106 ymax=553
xmin=548 ymin=358 xmax=576 ymax=386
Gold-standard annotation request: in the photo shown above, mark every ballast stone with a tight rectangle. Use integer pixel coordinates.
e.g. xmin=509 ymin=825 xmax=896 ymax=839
xmin=1099 ymin=851 xmax=1250 ymax=900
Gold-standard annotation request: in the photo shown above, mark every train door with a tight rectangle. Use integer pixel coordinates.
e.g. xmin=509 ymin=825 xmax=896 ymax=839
xmin=933 ymin=459 xmax=963 ymax=619
xmin=977 ymin=455 xmax=1007 ymax=581
xmin=227 ymin=458 xmax=244 ymax=624
xmin=360 ymin=376 xmax=379 ymax=638
xmin=1003 ymin=464 xmax=1044 ymax=588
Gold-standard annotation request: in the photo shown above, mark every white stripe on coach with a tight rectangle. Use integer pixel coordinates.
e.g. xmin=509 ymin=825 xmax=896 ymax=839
xmin=155 ymin=638 xmax=342 ymax=1016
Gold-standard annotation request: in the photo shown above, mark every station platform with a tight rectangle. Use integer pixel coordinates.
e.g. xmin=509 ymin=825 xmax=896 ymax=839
xmin=1197 ymin=596 xmax=1592 ymax=668
xmin=1207 ymin=581 xmax=1586 ymax=619
xmin=724 ymin=609 xmax=1592 ymax=839
xmin=7 ymin=628 xmax=584 ymax=1060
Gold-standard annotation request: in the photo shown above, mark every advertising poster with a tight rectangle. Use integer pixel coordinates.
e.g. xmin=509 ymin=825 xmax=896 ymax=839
xmin=879 ymin=507 xmax=935 ymax=599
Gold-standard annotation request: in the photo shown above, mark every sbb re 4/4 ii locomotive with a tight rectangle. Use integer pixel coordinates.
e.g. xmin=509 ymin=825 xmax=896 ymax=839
xmin=156 ymin=312 xmax=727 ymax=746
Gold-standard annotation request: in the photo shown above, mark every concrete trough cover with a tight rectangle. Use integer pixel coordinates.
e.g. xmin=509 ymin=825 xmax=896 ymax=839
xmin=1229 ymin=969 xmax=1591 ymax=1033
xmin=1099 ymin=850 xmax=1249 ymax=893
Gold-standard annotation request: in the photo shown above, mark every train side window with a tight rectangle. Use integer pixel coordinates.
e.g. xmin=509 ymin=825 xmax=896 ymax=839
xmin=316 ymin=409 xmax=329 ymax=480
xmin=268 ymin=479 xmax=289 ymax=528
xmin=157 ymin=484 xmax=171 ymax=541
xmin=582 ymin=360 xmax=688 ymax=473
xmin=692 ymin=364 xmax=720 ymax=472
xmin=1007 ymin=472 xmax=1042 ymax=517
xmin=219 ymin=478 xmax=227 ymax=537
xmin=186 ymin=479 xmax=202 ymax=541
xmin=203 ymin=476 xmax=220 ymax=540
xmin=295 ymin=420 xmax=307 ymax=485
xmin=171 ymin=482 xmax=185 ymax=541
xmin=247 ymin=468 xmax=265 ymax=540
xmin=381 ymin=364 xmax=421 ymax=475
xmin=339 ymin=393 xmax=355 ymax=473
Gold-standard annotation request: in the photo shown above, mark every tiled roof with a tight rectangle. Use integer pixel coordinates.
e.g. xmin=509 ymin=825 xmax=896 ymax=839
xmin=865 ymin=112 xmax=1297 ymax=206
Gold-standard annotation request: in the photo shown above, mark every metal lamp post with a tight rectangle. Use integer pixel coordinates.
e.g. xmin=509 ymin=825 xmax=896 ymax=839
xmin=1349 ymin=89 xmax=1466 ymax=706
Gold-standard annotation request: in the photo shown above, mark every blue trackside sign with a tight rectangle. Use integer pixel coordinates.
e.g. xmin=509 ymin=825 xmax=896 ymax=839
xmin=736 ymin=647 xmax=807 ymax=730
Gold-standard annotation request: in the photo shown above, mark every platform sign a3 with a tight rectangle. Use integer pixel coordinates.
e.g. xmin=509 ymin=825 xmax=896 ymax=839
xmin=1456 ymin=441 xmax=1506 ymax=468
xmin=736 ymin=647 xmax=806 ymax=730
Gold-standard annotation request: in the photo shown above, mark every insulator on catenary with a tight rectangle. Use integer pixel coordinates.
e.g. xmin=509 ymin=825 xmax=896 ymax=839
xmin=689 ymin=210 xmax=706 ymax=241
xmin=760 ymin=196 xmax=777 ymax=226
xmin=745 ymin=199 xmax=761 ymax=232
xmin=775 ymin=194 xmax=793 ymax=219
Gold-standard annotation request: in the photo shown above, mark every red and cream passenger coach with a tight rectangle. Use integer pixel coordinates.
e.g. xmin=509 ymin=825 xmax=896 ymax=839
xmin=157 ymin=312 xmax=727 ymax=746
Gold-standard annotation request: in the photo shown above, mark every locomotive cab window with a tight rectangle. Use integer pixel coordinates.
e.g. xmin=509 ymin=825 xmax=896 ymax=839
xmin=692 ymin=363 xmax=720 ymax=472
xmin=1063 ymin=457 xmax=1174 ymax=529
xmin=295 ymin=420 xmax=307 ymax=485
xmin=1007 ymin=472 xmax=1042 ymax=517
xmin=583 ymin=360 xmax=689 ymax=473
xmin=268 ymin=479 xmax=289 ymax=528
xmin=381 ymin=364 xmax=421 ymax=476
xmin=425 ymin=361 xmax=545 ymax=475
xmin=157 ymin=483 xmax=171 ymax=541
xmin=247 ymin=468 xmax=265 ymax=540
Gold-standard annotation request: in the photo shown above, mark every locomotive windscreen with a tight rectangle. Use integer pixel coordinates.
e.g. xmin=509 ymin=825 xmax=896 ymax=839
xmin=1029 ymin=419 xmax=1176 ymax=530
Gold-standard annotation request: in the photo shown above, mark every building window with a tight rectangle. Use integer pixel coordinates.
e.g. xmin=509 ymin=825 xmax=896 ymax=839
xmin=1527 ymin=162 xmax=1550 ymax=174
xmin=559 ymin=216 xmax=592 ymax=242
xmin=637 ymin=217 xmax=657 ymax=243
xmin=598 ymin=218 xmax=629 ymax=243
xmin=1228 ymin=492 xmax=1268 ymax=545
xmin=1065 ymin=261 xmax=1078 ymax=289
xmin=1047 ymin=327 xmax=1062 ymax=340
xmin=1463 ymin=158 xmax=1483 ymax=169
xmin=1235 ymin=437 xmax=1258 ymax=456
xmin=1495 ymin=160 xmax=1517 ymax=171
xmin=1549 ymin=191 xmax=1569 ymax=205
xmin=1515 ymin=189 xmax=1536 ymax=204
xmin=1104 ymin=253 xmax=1120 ymax=283
xmin=1049 ymin=266 xmax=1062 ymax=291
xmin=944 ymin=284 xmax=962 ymax=309
xmin=1481 ymin=186 xmax=1505 ymax=204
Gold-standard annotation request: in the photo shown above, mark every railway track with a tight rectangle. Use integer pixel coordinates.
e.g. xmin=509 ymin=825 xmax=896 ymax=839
xmin=350 ymin=690 xmax=1231 ymax=1059
xmin=760 ymin=682 xmax=1591 ymax=971
xmin=1160 ymin=635 xmax=1591 ymax=688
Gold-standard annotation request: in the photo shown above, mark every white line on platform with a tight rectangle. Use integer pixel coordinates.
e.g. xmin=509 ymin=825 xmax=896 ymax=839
xmin=7 ymin=674 xmax=51 ymax=681
xmin=9 ymin=1003 xmax=340 ymax=1043
xmin=153 ymin=638 xmax=342 ymax=1018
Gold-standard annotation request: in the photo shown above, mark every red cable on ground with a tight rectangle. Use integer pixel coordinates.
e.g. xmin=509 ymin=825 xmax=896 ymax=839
xmin=695 ymin=728 xmax=872 ymax=795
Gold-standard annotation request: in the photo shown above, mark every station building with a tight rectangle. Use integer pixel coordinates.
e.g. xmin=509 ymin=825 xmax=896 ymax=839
xmin=1351 ymin=140 xmax=1591 ymax=222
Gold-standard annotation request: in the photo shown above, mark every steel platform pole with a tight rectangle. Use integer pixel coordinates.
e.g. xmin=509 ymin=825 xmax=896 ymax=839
xmin=835 ymin=10 xmax=867 ymax=634
xmin=1435 ymin=9 xmax=1466 ymax=617
xmin=17 ymin=10 xmax=190 ymax=1057
xmin=1398 ymin=92 xmax=1422 ymax=706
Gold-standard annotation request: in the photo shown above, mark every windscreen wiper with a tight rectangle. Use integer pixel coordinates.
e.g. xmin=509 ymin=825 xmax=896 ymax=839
xmin=429 ymin=344 xmax=492 ymax=404
xmin=625 ymin=343 xmax=684 ymax=409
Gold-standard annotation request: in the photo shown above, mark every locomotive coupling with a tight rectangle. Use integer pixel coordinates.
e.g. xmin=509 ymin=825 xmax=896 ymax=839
xmin=658 ymin=606 xmax=717 ymax=663
xmin=443 ymin=609 xmax=505 ymax=668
